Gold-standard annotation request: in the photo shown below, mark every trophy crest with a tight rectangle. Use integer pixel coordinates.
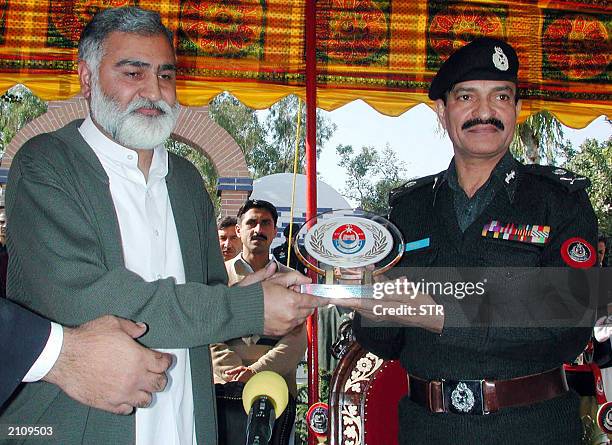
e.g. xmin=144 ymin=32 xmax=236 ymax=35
xmin=293 ymin=210 xmax=404 ymax=297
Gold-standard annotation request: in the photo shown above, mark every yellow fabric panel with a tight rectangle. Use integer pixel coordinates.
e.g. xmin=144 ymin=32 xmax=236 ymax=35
xmin=0 ymin=0 xmax=609 ymax=128
xmin=1 ymin=74 xmax=609 ymax=128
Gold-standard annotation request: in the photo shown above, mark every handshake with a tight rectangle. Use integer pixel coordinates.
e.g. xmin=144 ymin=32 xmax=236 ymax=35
xmin=249 ymin=263 xmax=443 ymax=335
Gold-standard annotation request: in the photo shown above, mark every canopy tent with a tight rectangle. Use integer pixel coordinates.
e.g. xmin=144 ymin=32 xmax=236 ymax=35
xmin=1 ymin=2 xmax=610 ymax=443
xmin=0 ymin=0 xmax=610 ymax=128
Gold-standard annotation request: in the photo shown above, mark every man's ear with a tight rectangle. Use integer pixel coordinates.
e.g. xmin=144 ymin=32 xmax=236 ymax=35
xmin=434 ymin=99 xmax=447 ymax=131
xmin=78 ymin=60 xmax=94 ymax=99
xmin=235 ymin=224 xmax=241 ymax=238
xmin=515 ymin=98 xmax=522 ymax=118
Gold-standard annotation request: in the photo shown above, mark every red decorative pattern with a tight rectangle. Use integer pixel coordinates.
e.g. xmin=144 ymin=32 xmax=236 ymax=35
xmin=50 ymin=0 xmax=134 ymax=43
xmin=325 ymin=0 xmax=387 ymax=64
xmin=0 ymin=1 xmax=6 ymax=28
xmin=429 ymin=5 xmax=504 ymax=62
xmin=181 ymin=0 xmax=263 ymax=56
xmin=543 ymin=16 xmax=610 ymax=79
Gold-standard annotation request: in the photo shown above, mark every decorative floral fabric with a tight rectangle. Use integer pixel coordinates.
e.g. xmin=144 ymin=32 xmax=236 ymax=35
xmin=0 ymin=0 xmax=609 ymax=127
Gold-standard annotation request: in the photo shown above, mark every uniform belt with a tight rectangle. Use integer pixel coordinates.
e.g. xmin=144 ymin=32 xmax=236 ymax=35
xmin=408 ymin=367 xmax=568 ymax=415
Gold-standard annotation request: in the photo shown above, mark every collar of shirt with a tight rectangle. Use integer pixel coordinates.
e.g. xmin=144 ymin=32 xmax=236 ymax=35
xmin=78 ymin=115 xmax=168 ymax=185
xmin=234 ymin=253 xmax=281 ymax=276
xmin=438 ymin=150 xmax=519 ymax=204
xmin=78 ymin=116 xmax=193 ymax=445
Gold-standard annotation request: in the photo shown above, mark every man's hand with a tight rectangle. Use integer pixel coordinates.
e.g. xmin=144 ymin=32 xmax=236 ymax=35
xmin=329 ymin=277 xmax=444 ymax=333
xmin=43 ymin=315 xmax=173 ymax=415
xmin=260 ymin=281 xmax=326 ymax=336
xmin=237 ymin=262 xmax=309 ymax=291
xmin=237 ymin=262 xmax=327 ymax=336
xmin=236 ymin=262 xmax=278 ymax=287
xmin=225 ymin=366 xmax=255 ymax=383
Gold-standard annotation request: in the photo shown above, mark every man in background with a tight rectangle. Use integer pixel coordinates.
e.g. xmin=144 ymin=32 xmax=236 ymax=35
xmin=211 ymin=199 xmax=305 ymax=445
xmin=599 ymin=235 xmax=608 ymax=267
xmin=273 ymin=223 xmax=308 ymax=276
xmin=217 ymin=215 xmax=242 ymax=262
xmin=212 ymin=199 xmax=306 ymax=391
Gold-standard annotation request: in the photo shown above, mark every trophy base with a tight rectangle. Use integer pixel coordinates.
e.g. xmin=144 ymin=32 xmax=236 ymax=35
xmin=300 ymin=284 xmax=374 ymax=299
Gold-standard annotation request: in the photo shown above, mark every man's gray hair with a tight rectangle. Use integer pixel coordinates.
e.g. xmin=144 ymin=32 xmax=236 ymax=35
xmin=78 ymin=7 xmax=174 ymax=73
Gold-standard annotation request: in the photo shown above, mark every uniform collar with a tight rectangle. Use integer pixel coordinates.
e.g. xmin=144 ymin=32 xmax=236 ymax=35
xmin=437 ymin=150 xmax=519 ymax=205
xmin=490 ymin=150 xmax=520 ymax=203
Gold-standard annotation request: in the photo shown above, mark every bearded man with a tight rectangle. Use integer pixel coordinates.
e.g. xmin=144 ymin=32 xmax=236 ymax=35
xmin=0 ymin=7 xmax=322 ymax=445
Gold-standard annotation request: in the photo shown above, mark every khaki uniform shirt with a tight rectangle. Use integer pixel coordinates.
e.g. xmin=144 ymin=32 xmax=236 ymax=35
xmin=210 ymin=254 xmax=307 ymax=396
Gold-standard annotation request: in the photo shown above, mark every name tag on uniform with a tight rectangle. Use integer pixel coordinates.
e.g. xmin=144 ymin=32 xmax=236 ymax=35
xmin=482 ymin=220 xmax=550 ymax=245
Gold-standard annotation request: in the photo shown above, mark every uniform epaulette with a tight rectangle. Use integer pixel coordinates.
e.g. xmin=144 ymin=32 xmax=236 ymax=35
xmin=522 ymin=164 xmax=590 ymax=193
xmin=389 ymin=173 xmax=440 ymax=207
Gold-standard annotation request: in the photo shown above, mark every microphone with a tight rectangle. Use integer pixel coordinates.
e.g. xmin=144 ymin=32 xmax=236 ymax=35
xmin=242 ymin=371 xmax=289 ymax=445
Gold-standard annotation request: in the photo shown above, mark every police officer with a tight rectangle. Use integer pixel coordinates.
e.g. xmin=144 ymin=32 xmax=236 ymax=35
xmin=272 ymin=224 xmax=309 ymax=276
xmin=351 ymin=37 xmax=598 ymax=444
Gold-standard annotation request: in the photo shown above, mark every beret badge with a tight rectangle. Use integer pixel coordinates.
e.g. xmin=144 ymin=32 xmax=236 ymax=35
xmin=492 ymin=46 xmax=509 ymax=71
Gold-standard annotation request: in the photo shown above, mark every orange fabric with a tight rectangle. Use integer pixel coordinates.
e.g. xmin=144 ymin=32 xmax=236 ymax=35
xmin=0 ymin=0 xmax=609 ymax=128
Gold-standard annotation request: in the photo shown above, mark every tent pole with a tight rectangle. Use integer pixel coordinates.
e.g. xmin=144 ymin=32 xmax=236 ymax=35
xmin=305 ymin=0 xmax=319 ymax=444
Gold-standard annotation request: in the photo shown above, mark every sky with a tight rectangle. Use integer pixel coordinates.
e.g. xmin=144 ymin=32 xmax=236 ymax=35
xmin=314 ymin=101 xmax=611 ymax=205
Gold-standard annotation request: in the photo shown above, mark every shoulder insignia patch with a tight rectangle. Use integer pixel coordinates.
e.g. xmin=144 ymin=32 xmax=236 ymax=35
xmin=522 ymin=164 xmax=590 ymax=193
xmin=389 ymin=174 xmax=440 ymax=207
xmin=561 ymin=237 xmax=596 ymax=268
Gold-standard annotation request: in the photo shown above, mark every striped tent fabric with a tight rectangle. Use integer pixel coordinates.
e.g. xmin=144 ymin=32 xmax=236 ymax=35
xmin=0 ymin=0 xmax=609 ymax=127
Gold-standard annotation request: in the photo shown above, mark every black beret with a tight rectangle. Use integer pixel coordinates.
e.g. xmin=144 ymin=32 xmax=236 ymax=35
xmin=429 ymin=37 xmax=519 ymax=100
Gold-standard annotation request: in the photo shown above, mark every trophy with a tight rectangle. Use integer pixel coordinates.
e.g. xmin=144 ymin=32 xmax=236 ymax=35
xmin=292 ymin=210 xmax=405 ymax=298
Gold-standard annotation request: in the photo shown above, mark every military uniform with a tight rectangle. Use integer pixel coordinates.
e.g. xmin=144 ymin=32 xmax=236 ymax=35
xmin=354 ymin=153 xmax=597 ymax=444
xmin=272 ymin=241 xmax=309 ymax=276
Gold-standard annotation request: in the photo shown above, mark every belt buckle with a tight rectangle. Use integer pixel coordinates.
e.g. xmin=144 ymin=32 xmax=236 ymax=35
xmin=441 ymin=379 xmax=487 ymax=415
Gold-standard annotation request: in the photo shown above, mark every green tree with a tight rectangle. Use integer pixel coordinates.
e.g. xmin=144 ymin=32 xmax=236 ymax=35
xmin=207 ymin=93 xmax=267 ymax=173
xmin=257 ymin=95 xmax=336 ymax=177
xmin=336 ymin=143 xmax=407 ymax=215
xmin=0 ymin=85 xmax=47 ymax=155
xmin=209 ymin=93 xmax=336 ymax=178
xmin=511 ymin=111 xmax=565 ymax=165
xmin=165 ymin=138 xmax=221 ymax=213
xmin=563 ymin=136 xmax=612 ymax=235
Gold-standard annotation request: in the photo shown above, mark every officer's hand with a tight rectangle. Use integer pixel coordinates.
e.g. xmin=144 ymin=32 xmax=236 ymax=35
xmin=329 ymin=277 xmax=444 ymax=333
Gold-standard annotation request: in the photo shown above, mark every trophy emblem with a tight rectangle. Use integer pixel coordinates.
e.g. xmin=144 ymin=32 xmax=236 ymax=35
xmin=294 ymin=210 xmax=404 ymax=298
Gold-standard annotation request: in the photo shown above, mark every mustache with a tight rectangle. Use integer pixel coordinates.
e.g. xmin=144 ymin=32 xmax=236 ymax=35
xmin=251 ymin=234 xmax=268 ymax=241
xmin=461 ymin=118 xmax=504 ymax=131
xmin=126 ymin=98 xmax=172 ymax=116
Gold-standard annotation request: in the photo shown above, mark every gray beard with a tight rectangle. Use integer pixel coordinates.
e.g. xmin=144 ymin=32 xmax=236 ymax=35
xmin=89 ymin=80 xmax=179 ymax=150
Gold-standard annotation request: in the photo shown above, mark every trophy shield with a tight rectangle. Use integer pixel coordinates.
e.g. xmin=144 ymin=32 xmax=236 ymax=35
xmin=293 ymin=209 xmax=404 ymax=298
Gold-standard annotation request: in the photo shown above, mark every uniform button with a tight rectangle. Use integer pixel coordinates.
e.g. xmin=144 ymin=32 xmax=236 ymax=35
xmin=127 ymin=154 xmax=134 ymax=160
xmin=154 ymin=229 xmax=160 ymax=236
